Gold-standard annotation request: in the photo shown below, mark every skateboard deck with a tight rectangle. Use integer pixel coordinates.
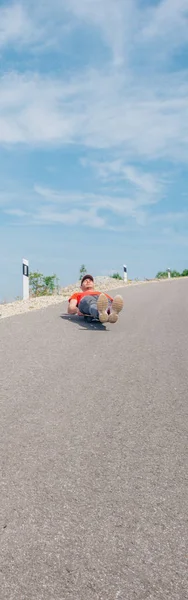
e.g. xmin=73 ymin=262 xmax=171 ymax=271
xmin=83 ymin=314 xmax=103 ymax=323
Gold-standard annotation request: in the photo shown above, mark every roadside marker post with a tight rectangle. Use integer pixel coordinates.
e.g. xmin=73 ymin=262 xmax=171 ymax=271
xmin=123 ymin=265 xmax=128 ymax=283
xmin=22 ymin=259 xmax=29 ymax=300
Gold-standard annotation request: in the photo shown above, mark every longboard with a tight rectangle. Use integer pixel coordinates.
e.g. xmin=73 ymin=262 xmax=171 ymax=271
xmin=83 ymin=314 xmax=104 ymax=323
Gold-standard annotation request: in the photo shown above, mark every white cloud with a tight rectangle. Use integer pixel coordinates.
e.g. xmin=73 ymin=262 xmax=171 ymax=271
xmin=0 ymin=3 xmax=43 ymax=48
xmin=0 ymin=1 xmax=71 ymax=52
xmin=3 ymin=183 xmax=188 ymax=231
xmin=0 ymin=0 xmax=129 ymax=62
xmin=62 ymin=0 xmax=136 ymax=65
xmin=35 ymin=207 xmax=105 ymax=228
xmin=120 ymin=165 xmax=160 ymax=195
xmin=35 ymin=184 xmax=157 ymax=214
xmin=4 ymin=208 xmax=27 ymax=217
xmin=0 ymin=183 xmax=157 ymax=229
xmin=0 ymin=0 xmax=188 ymax=236
xmin=82 ymin=159 xmax=163 ymax=195
xmin=0 ymin=68 xmax=188 ymax=163
xmin=142 ymin=0 xmax=188 ymax=47
xmin=0 ymin=72 xmax=77 ymax=143
xmin=1 ymin=0 xmax=188 ymax=63
xmin=0 ymin=1 xmax=188 ymax=162
xmin=0 ymin=4 xmax=28 ymax=47
xmin=36 ymin=0 xmax=188 ymax=64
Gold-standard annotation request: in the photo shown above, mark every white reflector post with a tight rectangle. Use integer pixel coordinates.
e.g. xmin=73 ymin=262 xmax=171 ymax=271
xmin=123 ymin=264 xmax=128 ymax=282
xmin=168 ymin=268 xmax=171 ymax=279
xmin=23 ymin=258 xmax=29 ymax=300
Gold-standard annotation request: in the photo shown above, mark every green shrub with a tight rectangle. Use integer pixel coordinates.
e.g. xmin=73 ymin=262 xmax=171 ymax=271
xmin=171 ymin=270 xmax=181 ymax=278
xmin=156 ymin=269 xmax=187 ymax=279
xmin=29 ymin=271 xmax=59 ymax=296
xmin=111 ymin=272 xmax=123 ymax=280
xmin=156 ymin=271 xmax=168 ymax=279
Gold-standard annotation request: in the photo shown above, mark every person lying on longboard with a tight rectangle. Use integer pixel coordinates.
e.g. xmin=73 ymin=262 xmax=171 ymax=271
xmin=67 ymin=274 xmax=123 ymax=323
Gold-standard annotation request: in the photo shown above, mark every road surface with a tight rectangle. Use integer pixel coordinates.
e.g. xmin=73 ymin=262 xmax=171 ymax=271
xmin=0 ymin=279 xmax=187 ymax=600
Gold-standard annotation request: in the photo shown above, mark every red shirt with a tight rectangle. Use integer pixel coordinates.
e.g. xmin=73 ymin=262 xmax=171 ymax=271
xmin=68 ymin=290 xmax=113 ymax=305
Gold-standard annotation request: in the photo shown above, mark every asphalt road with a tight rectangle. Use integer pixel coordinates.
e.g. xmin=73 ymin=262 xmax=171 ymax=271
xmin=0 ymin=279 xmax=187 ymax=600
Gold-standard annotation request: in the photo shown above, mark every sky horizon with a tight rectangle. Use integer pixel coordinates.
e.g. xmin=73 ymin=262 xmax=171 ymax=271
xmin=0 ymin=0 xmax=188 ymax=301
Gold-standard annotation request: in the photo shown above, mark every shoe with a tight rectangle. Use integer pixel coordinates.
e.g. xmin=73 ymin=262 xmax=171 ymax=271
xmin=108 ymin=295 xmax=124 ymax=323
xmin=97 ymin=293 xmax=109 ymax=323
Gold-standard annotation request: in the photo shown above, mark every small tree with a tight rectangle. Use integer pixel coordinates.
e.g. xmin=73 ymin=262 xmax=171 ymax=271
xmin=79 ymin=264 xmax=87 ymax=280
xmin=29 ymin=271 xmax=58 ymax=296
xmin=181 ymin=269 xmax=188 ymax=277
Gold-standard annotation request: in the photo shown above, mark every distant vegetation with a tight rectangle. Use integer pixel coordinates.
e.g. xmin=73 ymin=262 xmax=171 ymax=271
xmin=28 ymin=266 xmax=188 ymax=298
xmin=111 ymin=272 xmax=123 ymax=280
xmin=156 ymin=269 xmax=188 ymax=279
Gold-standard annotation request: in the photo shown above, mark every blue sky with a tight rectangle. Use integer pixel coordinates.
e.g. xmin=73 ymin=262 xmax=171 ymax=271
xmin=0 ymin=0 xmax=188 ymax=300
